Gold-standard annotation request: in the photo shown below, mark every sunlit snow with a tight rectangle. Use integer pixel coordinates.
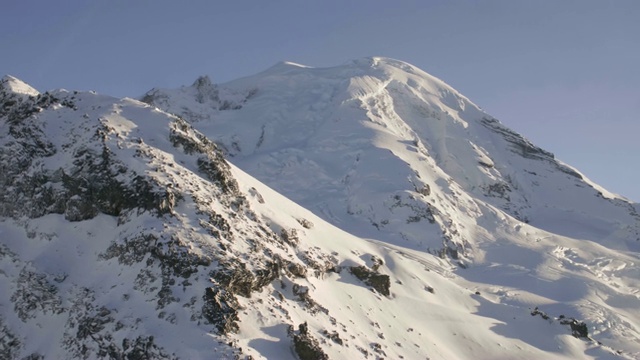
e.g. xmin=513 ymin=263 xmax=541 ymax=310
xmin=1 ymin=58 xmax=638 ymax=359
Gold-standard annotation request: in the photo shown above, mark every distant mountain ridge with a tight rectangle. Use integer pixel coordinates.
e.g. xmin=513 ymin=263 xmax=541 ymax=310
xmin=1 ymin=58 xmax=639 ymax=359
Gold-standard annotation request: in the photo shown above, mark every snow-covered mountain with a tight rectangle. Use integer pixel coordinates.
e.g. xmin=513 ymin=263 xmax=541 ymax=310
xmin=144 ymin=58 xmax=640 ymax=255
xmin=1 ymin=57 xmax=639 ymax=359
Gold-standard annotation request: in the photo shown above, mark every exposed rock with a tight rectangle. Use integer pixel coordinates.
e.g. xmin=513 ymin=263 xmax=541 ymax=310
xmin=169 ymin=117 xmax=240 ymax=196
xmin=202 ymin=287 xmax=241 ymax=335
xmin=293 ymin=284 xmax=328 ymax=314
xmin=416 ymin=183 xmax=431 ymax=196
xmin=484 ymin=182 xmax=511 ymax=200
xmin=0 ymin=317 xmax=21 ymax=359
xmin=296 ymin=218 xmax=314 ymax=229
xmin=480 ymin=117 xmax=554 ymax=161
xmin=11 ymin=269 xmax=63 ymax=321
xmin=288 ymin=263 xmax=307 ymax=278
xmin=192 ymin=75 xmax=219 ymax=104
xmin=64 ymin=195 xmax=99 ymax=221
xmin=290 ymin=322 xmax=329 ymax=360
xmin=210 ymin=261 xmax=279 ymax=299
xmin=370 ymin=256 xmax=384 ymax=271
xmin=481 ymin=117 xmax=583 ymax=181
xmin=560 ymin=317 xmax=589 ymax=339
xmin=280 ymin=228 xmax=300 ymax=247
xmin=0 ymin=120 xmax=183 ymax=221
xmin=321 ymin=329 xmax=343 ymax=345
xmin=115 ymin=335 xmax=177 ymax=360
xmin=530 ymin=307 xmax=550 ymax=321
xmin=102 ymin=234 xmax=211 ymax=279
xmin=76 ymin=307 xmax=113 ymax=341
xmin=349 ymin=266 xmax=390 ymax=297
xmin=389 ymin=193 xmax=436 ymax=224
xmin=532 ymin=308 xmax=589 ymax=339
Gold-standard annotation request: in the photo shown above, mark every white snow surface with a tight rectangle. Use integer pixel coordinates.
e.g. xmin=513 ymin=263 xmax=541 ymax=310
xmin=1 ymin=75 xmax=40 ymax=97
xmin=0 ymin=57 xmax=639 ymax=359
xmin=147 ymin=56 xmax=639 ymax=250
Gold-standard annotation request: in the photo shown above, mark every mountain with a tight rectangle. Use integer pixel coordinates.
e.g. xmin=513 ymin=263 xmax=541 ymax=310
xmin=143 ymin=58 xmax=640 ymax=255
xmin=0 ymin=56 xmax=638 ymax=360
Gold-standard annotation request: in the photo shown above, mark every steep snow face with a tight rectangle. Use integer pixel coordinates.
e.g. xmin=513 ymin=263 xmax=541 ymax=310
xmin=1 ymin=75 xmax=40 ymax=97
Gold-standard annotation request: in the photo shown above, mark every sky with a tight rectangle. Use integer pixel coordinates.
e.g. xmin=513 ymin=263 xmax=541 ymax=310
xmin=2 ymin=0 xmax=639 ymax=201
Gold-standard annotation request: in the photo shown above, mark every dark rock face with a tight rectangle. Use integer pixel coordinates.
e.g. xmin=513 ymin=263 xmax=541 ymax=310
xmin=290 ymin=322 xmax=329 ymax=360
xmin=115 ymin=335 xmax=178 ymax=360
xmin=202 ymin=287 xmax=241 ymax=335
xmin=203 ymin=261 xmax=282 ymax=334
xmin=531 ymin=307 xmax=589 ymax=339
xmin=480 ymin=117 xmax=584 ymax=181
xmin=560 ymin=318 xmax=589 ymax=339
xmin=60 ymin=287 xmax=179 ymax=359
xmin=109 ymin=234 xmax=211 ymax=278
xmin=192 ymin=75 xmax=219 ymax=104
xmin=480 ymin=117 xmax=554 ymax=161
xmin=61 ymin=140 xmax=183 ymax=219
xmin=211 ymin=261 xmax=279 ymax=299
xmin=0 ymin=91 xmax=58 ymax=219
xmin=349 ymin=265 xmax=391 ymax=296
xmin=0 ymin=318 xmax=21 ymax=359
xmin=11 ymin=269 xmax=63 ymax=321
xmin=169 ymin=117 xmax=240 ymax=196
xmin=483 ymin=182 xmax=511 ymax=200
xmin=280 ymin=228 xmax=300 ymax=247
xmin=288 ymin=263 xmax=307 ymax=278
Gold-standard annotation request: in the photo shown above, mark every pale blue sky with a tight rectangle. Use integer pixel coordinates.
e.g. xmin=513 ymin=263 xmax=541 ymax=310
xmin=2 ymin=1 xmax=639 ymax=201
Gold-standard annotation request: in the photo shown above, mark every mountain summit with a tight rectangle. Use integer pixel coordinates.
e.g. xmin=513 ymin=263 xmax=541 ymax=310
xmin=1 ymin=75 xmax=40 ymax=97
xmin=144 ymin=56 xmax=639 ymax=255
xmin=1 ymin=58 xmax=639 ymax=359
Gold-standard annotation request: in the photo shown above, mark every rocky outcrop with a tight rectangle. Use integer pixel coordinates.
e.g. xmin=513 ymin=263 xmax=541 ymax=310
xmin=480 ymin=117 xmax=554 ymax=161
xmin=289 ymin=322 xmax=329 ymax=360
xmin=0 ymin=82 xmax=293 ymax=358
xmin=140 ymin=76 xmax=257 ymax=118
xmin=349 ymin=265 xmax=391 ymax=296
xmin=531 ymin=307 xmax=589 ymax=339
xmin=11 ymin=268 xmax=63 ymax=321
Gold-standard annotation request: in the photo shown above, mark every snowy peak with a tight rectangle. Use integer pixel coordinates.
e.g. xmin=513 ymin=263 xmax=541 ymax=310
xmin=1 ymin=75 xmax=40 ymax=97
xmin=261 ymin=61 xmax=312 ymax=75
xmin=346 ymin=56 xmax=482 ymax=120
xmin=349 ymin=56 xmax=462 ymax=94
xmin=141 ymin=76 xmax=256 ymax=122
xmin=147 ymin=58 xmax=639 ymax=256
xmin=192 ymin=74 xmax=214 ymax=89
xmin=191 ymin=74 xmax=219 ymax=103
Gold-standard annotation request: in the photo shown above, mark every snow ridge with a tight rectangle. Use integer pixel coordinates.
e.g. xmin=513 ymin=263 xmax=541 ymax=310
xmin=1 ymin=75 xmax=40 ymax=97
